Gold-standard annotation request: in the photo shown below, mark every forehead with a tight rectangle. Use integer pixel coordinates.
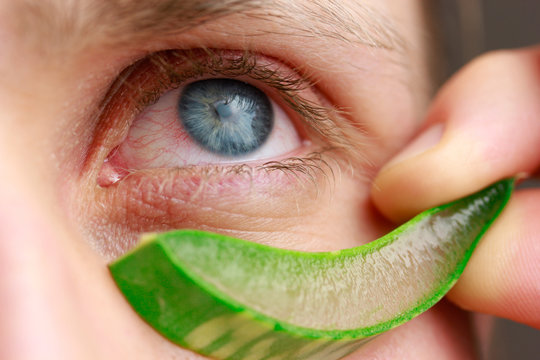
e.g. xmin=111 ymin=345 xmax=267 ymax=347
xmin=3 ymin=0 xmax=428 ymax=55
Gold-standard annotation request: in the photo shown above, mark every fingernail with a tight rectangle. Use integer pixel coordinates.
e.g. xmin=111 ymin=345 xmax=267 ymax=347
xmin=385 ymin=123 xmax=444 ymax=168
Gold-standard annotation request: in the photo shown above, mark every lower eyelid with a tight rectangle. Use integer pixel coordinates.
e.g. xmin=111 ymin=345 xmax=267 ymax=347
xmin=98 ymin=139 xmax=320 ymax=186
xmin=98 ymin=147 xmax=335 ymax=206
xmin=95 ymin=163 xmax=322 ymax=232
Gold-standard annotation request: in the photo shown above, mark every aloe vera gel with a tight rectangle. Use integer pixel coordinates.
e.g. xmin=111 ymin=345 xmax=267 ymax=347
xmin=109 ymin=179 xmax=513 ymax=360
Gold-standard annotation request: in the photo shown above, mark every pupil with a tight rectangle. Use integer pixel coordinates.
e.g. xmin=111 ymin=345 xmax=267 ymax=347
xmin=214 ymin=101 xmax=233 ymax=119
xmin=178 ymin=79 xmax=274 ymax=157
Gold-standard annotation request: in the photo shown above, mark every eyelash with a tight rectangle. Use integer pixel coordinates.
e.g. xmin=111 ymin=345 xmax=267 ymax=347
xmin=95 ymin=48 xmax=351 ymax=187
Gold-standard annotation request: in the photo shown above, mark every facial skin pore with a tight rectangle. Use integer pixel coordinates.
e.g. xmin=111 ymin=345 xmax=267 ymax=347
xmin=0 ymin=1 xmax=476 ymax=359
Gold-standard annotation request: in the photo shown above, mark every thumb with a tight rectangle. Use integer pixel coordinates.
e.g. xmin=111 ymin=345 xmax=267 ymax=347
xmin=371 ymin=48 xmax=540 ymax=223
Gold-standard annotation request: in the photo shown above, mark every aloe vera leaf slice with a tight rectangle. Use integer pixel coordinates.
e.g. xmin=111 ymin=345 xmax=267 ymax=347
xmin=109 ymin=179 xmax=513 ymax=360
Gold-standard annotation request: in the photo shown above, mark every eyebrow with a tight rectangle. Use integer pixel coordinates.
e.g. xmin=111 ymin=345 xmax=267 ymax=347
xmin=15 ymin=0 xmax=405 ymax=54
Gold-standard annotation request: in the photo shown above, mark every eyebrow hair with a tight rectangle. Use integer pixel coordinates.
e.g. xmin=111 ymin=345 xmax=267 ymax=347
xmin=14 ymin=0 xmax=405 ymax=54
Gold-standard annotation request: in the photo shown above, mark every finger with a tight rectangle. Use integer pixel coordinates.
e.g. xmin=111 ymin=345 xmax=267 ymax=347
xmin=447 ymin=189 xmax=540 ymax=329
xmin=371 ymin=48 xmax=540 ymax=223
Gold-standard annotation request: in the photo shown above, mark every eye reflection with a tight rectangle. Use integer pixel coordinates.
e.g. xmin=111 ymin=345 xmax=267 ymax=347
xmin=179 ymin=79 xmax=274 ymax=157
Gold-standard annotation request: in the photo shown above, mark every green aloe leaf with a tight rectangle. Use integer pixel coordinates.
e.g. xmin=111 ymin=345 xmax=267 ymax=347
xmin=109 ymin=179 xmax=513 ymax=360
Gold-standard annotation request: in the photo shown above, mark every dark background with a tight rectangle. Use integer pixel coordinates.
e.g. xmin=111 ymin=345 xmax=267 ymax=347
xmin=439 ymin=1 xmax=540 ymax=359
xmin=441 ymin=0 xmax=540 ymax=72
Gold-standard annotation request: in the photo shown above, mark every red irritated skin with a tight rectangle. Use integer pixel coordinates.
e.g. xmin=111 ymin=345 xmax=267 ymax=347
xmin=0 ymin=1 xmax=482 ymax=360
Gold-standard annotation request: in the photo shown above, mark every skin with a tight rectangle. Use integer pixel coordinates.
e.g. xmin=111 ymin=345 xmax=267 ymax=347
xmin=0 ymin=0 xmax=536 ymax=359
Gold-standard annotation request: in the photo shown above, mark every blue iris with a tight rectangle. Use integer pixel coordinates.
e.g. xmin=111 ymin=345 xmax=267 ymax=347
xmin=178 ymin=79 xmax=274 ymax=156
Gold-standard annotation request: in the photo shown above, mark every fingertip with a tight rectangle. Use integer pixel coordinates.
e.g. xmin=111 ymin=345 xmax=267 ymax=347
xmin=370 ymin=124 xmax=446 ymax=222
xmin=371 ymin=136 xmax=474 ymax=223
xmin=382 ymin=124 xmax=445 ymax=170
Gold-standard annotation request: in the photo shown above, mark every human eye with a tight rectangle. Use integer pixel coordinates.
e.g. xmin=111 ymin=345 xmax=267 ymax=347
xmin=95 ymin=50 xmax=351 ymax=185
xmin=89 ymin=49 xmax=354 ymax=258
xmin=97 ymin=51 xmax=316 ymax=184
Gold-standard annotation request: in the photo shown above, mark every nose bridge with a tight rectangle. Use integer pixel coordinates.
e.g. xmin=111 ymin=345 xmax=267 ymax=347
xmin=0 ymin=161 xmax=171 ymax=359
xmin=0 ymin=174 xmax=97 ymax=360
